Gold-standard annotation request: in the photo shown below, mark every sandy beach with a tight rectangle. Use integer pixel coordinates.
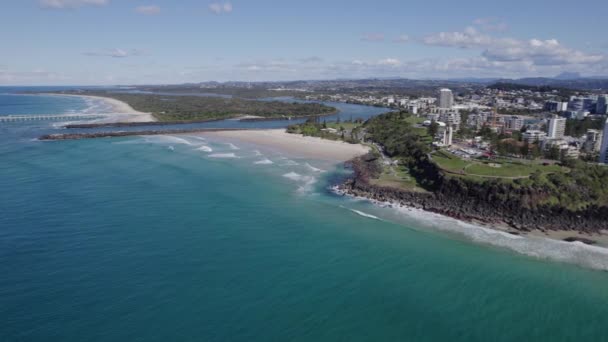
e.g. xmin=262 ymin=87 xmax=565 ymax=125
xmin=47 ymin=94 xmax=156 ymax=123
xmin=198 ymin=129 xmax=370 ymax=162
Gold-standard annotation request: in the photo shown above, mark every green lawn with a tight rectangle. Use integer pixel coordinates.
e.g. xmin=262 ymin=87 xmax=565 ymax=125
xmin=432 ymin=150 xmax=566 ymax=179
xmin=432 ymin=151 xmax=470 ymax=173
xmin=370 ymin=164 xmax=428 ymax=192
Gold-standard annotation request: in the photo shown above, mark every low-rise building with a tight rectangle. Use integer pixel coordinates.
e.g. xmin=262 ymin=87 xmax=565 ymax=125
xmin=522 ymin=130 xmax=548 ymax=143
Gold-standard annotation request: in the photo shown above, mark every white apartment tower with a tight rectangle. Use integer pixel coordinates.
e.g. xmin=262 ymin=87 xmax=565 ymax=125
xmin=597 ymin=95 xmax=608 ymax=115
xmin=442 ymin=125 xmax=454 ymax=146
xmin=547 ymin=115 xmax=566 ymax=139
xmin=599 ymin=118 xmax=608 ymax=164
xmin=439 ymin=88 xmax=454 ymax=109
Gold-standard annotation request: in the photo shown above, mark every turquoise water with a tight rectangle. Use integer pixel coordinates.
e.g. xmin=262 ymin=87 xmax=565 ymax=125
xmin=2 ymin=93 xmax=608 ymax=341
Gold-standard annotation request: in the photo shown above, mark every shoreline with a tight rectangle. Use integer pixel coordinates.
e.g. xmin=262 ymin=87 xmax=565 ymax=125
xmin=337 ymin=156 xmax=608 ymax=248
xmin=331 ymin=186 xmax=608 ymax=271
xmin=193 ymin=129 xmax=370 ymax=162
xmin=43 ymin=93 xmax=156 ymax=123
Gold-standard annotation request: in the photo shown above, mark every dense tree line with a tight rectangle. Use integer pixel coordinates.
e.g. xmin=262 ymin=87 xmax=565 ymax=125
xmin=62 ymin=92 xmax=337 ymax=122
xmin=565 ymin=118 xmax=604 ymax=137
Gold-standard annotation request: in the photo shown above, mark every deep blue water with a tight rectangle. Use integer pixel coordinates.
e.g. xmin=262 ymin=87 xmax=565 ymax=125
xmin=2 ymin=91 xmax=608 ymax=341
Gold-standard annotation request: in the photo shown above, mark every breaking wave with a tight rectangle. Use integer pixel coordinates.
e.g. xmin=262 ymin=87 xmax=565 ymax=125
xmin=209 ymin=153 xmax=239 ymax=159
xmin=144 ymin=135 xmax=194 ymax=146
xmin=340 ymin=206 xmax=381 ymax=220
xmin=282 ymin=172 xmax=317 ymax=193
xmin=196 ymin=145 xmax=213 ymax=153
xmin=254 ymin=158 xmax=274 ymax=165
xmin=305 ymin=163 xmax=325 ymax=173
xmin=280 ymin=159 xmax=299 ymax=166
xmin=333 ymin=187 xmax=608 ymax=271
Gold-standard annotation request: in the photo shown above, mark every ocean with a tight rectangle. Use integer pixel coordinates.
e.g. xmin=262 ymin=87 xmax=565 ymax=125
xmin=1 ymin=89 xmax=608 ymax=341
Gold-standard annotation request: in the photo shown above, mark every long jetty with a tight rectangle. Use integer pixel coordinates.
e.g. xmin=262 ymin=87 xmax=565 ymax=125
xmin=39 ymin=128 xmax=252 ymax=141
xmin=1 ymin=114 xmax=108 ymax=122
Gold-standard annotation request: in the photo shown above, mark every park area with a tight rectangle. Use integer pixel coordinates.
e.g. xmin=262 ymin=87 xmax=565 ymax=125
xmin=431 ymin=150 xmax=566 ymax=180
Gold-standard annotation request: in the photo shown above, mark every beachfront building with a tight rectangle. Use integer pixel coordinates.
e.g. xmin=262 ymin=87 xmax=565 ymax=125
xmin=438 ymin=88 xmax=453 ymax=109
xmin=599 ymin=118 xmax=608 ymax=164
xmin=548 ymin=116 xmax=566 ymax=139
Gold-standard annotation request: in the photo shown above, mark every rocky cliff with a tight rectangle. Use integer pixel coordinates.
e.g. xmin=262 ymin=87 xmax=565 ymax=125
xmin=339 ymin=154 xmax=608 ymax=233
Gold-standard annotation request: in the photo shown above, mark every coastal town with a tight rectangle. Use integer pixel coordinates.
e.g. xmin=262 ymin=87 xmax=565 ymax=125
xmin=299 ymin=84 xmax=608 ymax=166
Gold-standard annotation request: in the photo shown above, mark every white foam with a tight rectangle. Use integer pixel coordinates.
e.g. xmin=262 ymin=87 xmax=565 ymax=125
xmin=254 ymin=158 xmax=274 ymax=165
xmin=168 ymin=146 xmax=175 ymax=151
xmin=332 ymin=187 xmax=608 ymax=271
xmin=281 ymin=160 xmax=300 ymax=166
xmin=209 ymin=153 xmax=238 ymax=158
xmin=253 ymin=150 xmax=263 ymax=156
xmin=183 ymin=136 xmax=206 ymax=141
xmin=226 ymin=143 xmax=240 ymax=150
xmin=283 ymin=172 xmax=317 ymax=193
xmin=341 ymin=206 xmax=381 ymax=220
xmin=305 ymin=163 xmax=325 ymax=173
xmin=196 ymin=145 xmax=213 ymax=153
xmin=283 ymin=172 xmax=305 ymax=181
xmin=145 ymin=135 xmax=193 ymax=146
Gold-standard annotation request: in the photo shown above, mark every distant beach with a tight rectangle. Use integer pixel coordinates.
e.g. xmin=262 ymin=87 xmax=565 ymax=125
xmin=196 ymin=129 xmax=370 ymax=162
xmin=46 ymin=93 xmax=156 ymax=123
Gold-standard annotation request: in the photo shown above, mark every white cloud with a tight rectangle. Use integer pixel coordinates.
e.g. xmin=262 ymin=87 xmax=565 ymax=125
xmin=422 ymin=27 xmax=605 ymax=68
xmin=84 ymin=48 xmax=145 ymax=58
xmin=360 ymin=33 xmax=385 ymax=42
xmin=393 ymin=34 xmax=410 ymax=43
xmin=377 ymin=58 xmax=401 ymax=66
xmin=422 ymin=26 xmax=494 ymax=48
xmin=209 ymin=2 xmax=233 ymax=14
xmin=39 ymin=0 xmax=109 ymax=9
xmin=135 ymin=5 xmax=161 ymax=15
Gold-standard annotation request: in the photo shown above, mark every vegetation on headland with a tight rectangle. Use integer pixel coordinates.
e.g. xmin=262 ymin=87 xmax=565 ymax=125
xmin=286 ymin=110 xmax=608 ymax=232
xmin=52 ymin=91 xmax=337 ymax=122
xmin=286 ymin=116 xmax=366 ymax=143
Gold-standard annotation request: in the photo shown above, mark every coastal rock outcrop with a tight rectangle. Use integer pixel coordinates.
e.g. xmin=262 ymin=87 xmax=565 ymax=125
xmin=339 ymin=155 xmax=608 ymax=233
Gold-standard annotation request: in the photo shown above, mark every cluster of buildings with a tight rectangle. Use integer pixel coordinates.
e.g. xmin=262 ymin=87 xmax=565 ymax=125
xmin=309 ymin=85 xmax=608 ymax=164
xmin=418 ymin=88 xmax=608 ymax=162
xmin=544 ymin=95 xmax=608 ymax=119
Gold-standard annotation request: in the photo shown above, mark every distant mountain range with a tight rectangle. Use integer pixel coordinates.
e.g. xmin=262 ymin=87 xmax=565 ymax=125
xmin=140 ymin=74 xmax=608 ymax=93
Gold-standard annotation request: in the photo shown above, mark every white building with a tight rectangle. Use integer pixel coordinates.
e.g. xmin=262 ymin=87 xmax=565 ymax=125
xmin=547 ymin=115 xmax=566 ymax=139
xmin=439 ymin=111 xmax=461 ymax=131
xmin=438 ymin=88 xmax=454 ymax=109
xmin=504 ymin=116 xmax=524 ymax=131
xmin=443 ymin=125 xmax=454 ymax=146
xmin=584 ymin=129 xmax=603 ymax=153
xmin=599 ymin=118 xmax=608 ymax=164
xmin=522 ymin=130 xmax=548 ymax=143
xmin=597 ymin=95 xmax=608 ymax=115
xmin=407 ymin=103 xmax=418 ymax=115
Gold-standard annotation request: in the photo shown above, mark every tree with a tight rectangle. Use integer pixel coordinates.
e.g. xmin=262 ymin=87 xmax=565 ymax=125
xmin=546 ymin=146 xmax=561 ymax=160
xmin=520 ymin=141 xmax=530 ymax=158
xmin=427 ymin=121 xmax=439 ymax=137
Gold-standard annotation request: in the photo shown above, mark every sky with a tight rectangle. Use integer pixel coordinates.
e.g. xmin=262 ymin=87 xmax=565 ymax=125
xmin=1 ymin=0 xmax=608 ymax=85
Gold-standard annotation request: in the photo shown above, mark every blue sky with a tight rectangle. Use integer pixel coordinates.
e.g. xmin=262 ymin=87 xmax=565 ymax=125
xmin=1 ymin=0 xmax=607 ymax=85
